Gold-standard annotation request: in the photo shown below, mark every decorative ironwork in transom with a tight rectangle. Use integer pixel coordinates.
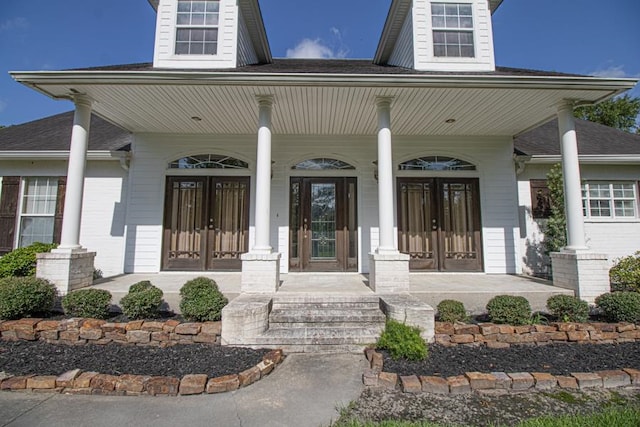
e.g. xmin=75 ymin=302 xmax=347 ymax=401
xmin=169 ymin=154 xmax=248 ymax=169
xmin=399 ymin=156 xmax=476 ymax=171
xmin=292 ymin=158 xmax=355 ymax=170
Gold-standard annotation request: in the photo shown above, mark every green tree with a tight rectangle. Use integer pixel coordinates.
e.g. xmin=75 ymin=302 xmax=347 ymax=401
xmin=574 ymin=94 xmax=640 ymax=133
xmin=543 ymin=163 xmax=566 ymax=255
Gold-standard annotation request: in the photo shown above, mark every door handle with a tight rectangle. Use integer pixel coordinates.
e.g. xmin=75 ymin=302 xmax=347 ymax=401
xmin=303 ymin=223 xmax=308 ymax=238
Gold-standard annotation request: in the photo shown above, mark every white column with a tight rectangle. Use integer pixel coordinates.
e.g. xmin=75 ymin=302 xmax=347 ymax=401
xmin=557 ymin=101 xmax=588 ymax=251
xmin=59 ymin=95 xmax=92 ymax=251
xmin=253 ymin=95 xmax=273 ymax=254
xmin=376 ymin=96 xmax=397 ymax=254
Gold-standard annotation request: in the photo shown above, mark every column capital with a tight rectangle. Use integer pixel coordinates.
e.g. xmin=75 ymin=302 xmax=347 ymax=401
xmin=556 ymin=99 xmax=577 ymax=113
xmin=375 ymin=96 xmax=394 ymax=109
xmin=256 ymin=95 xmax=274 ymax=108
xmin=72 ymin=94 xmax=93 ymax=109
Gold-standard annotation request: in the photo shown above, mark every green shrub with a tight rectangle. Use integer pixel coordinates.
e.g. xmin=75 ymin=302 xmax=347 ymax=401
xmin=609 ymin=251 xmax=640 ymax=292
xmin=595 ymin=292 xmax=640 ymax=323
xmin=179 ymin=276 xmax=228 ymax=322
xmin=436 ymin=299 xmax=468 ymax=323
xmin=0 ymin=276 xmax=57 ymax=319
xmin=0 ymin=243 xmax=57 ymax=278
xmin=546 ymin=294 xmax=590 ymax=323
xmin=376 ymin=319 xmax=427 ymax=361
xmin=62 ymin=288 xmax=112 ymax=319
xmin=486 ymin=295 xmax=532 ymax=325
xmin=119 ymin=281 xmax=164 ymax=320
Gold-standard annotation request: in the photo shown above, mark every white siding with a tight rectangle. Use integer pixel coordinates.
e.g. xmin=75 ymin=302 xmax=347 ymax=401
xmin=153 ymin=0 xmax=239 ymax=69
xmin=518 ymin=163 xmax=640 ymax=276
xmin=0 ymin=160 xmax=128 ymax=278
xmin=236 ymin=11 xmax=258 ymax=67
xmin=388 ymin=10 xmax=414 ymax=68
xmin=124 ymin=134 xmax=519 ymax=275
xmin=412 ymin=0 xmax=495 ymax=72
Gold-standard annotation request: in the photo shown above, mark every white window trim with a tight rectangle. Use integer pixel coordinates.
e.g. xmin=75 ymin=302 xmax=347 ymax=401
xmin=430 ymin=1 xmax=476 ymax=59
xmin=15 ymin=177 xmax=58 ymax=248
xmin=174 ymin=0 xmax=220 ymax=57
xmin=582 ymin=181 xmax=639 ymax=221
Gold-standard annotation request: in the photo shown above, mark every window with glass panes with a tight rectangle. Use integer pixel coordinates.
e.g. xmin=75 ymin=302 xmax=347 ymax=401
xmin=431 ymin=3 xmax=474 ymax=58
xmin=582 ymin=182 xmax=638 ymax=219
xmin=175 ymin=0 xmax=219 ymax=55
xmin=18 ymin=177 xmax=58 ymax=247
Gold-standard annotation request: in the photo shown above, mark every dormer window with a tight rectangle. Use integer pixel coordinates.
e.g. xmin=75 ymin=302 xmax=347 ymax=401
xmin=175 ymin=0 xmax=220 ymax=55
xmin=431 ymin=3 xmax=475 ymax=58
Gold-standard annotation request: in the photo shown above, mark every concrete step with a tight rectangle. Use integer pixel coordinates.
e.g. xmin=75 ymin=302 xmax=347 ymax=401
xmin=269 ymin=308 xmax=386 ymax=324
xmin=269 ymin=321 xmax=385 ymax=329
xmin=253 ymin=327 xmax=382 ymax=346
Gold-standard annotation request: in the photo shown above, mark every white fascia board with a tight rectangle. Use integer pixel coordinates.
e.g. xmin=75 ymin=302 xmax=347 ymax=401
xmin=518 ymin=154 xmax=640 ymax=165
xmin=10 ymin=70 xmax=638 ymax=93
xmin=0 ymin=150 xmax=128 ymax=161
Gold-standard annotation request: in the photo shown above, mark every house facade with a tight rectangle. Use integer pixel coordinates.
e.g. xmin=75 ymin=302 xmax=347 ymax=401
xmin=3 ymin=0 xmax=638 ymax=309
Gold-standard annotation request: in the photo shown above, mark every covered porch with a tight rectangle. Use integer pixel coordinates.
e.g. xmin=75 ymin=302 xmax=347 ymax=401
xmin=93 ymin=272 xmax=571 ymax=315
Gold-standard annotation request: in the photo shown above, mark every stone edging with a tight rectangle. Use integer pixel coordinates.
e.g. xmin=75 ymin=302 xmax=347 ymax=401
xmin=362 ymin=348 xmax=640 ymax=394
xmin=435 ymin=321 xmax=640 ymax=348
xmin=0 ymin=349 xmax=284 ymax=396
xmin=0 ymin=318 xmax=222 ymax=346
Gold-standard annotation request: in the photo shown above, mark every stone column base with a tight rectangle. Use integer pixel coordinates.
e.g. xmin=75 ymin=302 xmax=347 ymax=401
xmin=551 ymin=251 xmax=609 ymax=304
xmin=221 ymin=294 xmax=272 ymax=346
xmin=36 ymin=249 xmax=96 ymax=295
xmin=241 ymin=252 xmax=281 ymax=293
xmin=379 ymin=293 xmax=435 ymax=342
xmin=368 ymin=252 xmax=410 ymax=293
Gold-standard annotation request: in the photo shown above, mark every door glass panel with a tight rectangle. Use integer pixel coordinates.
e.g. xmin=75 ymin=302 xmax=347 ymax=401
xmin=399 ymin=182 xmax=434 ymax=260
xmin=211 ymin=180 xmax=247 ymax=259
xmin=289 ymin=181 xmax=301 ymax=261
xmin=443 ymin=183 xmax=476 ymax=259
xmin=168 ymin=181 xmax=203 ymax=260
xmin=347 ymin=180 xmax=357 ymax=265
xmin=310 ymin=183 xmax=336 ymax=259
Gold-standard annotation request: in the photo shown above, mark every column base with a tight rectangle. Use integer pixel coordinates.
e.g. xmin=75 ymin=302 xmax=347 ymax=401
xmin=368 ymin=252 xmax=410 ymax=293
xmin=241 ymin=252 xmax=281 ymax=293
xmin=550 ymin=250 xmax=609 ymax=304
xmin=36 ymin=248 xmax=96 ymax=295
xmin=379 ymin=293 xmax=435 ymax=342
xmin=221 ymin=294 xmax=272 ymax=346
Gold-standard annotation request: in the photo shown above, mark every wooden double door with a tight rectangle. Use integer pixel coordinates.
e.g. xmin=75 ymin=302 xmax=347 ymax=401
xmin=397 ymin=178 xmax=482 ymax=271
xmin=289 ymin=177 xmax=358 ymax=272
xmin=162 ymin=176 xmax=249 ymax=271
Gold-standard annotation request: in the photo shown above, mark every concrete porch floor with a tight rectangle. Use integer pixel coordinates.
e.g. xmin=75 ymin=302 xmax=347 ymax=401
xmin=93 ymin=272 xmax=572 ymax=314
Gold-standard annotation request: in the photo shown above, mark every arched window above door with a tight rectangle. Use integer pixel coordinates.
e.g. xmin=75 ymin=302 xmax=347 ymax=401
xmin=399 ymin=156 xmax=476 ymax=171
xmin=168 ymin=154 xmax=249 ymax=169
xmin=292 ymin=158 xmax=356 ymax=170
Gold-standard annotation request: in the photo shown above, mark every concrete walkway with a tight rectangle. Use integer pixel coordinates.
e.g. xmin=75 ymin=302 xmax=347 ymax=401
xmin=0 ymin=353 xmax=366 ymax=427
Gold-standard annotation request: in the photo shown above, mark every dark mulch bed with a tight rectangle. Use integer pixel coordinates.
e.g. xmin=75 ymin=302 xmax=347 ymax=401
xmin=382 ymin=342 xmax=640 ymax=377
xmin=0 ymin=340 xmax=269 ymax=378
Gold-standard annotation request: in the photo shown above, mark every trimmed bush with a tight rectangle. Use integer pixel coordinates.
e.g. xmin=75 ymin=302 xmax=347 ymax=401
xmin=62 ymin=288 xmax=112 ymax=319
xmin=437 ymin=299 xmax=468 ymax=323
xmin=179 ymin=277 xmax=228 ymax=322
xmin=595 ymin=292 xmax=640 ymax=323
xmin=120 ymin=281 xmax=164 ymax=320
xmin=486 ymin=295 xmax=532 ymax=325
xmin=376 ymin=319 xmax=427 ymax=361
xmin=610 ymin=251 xmax=640 ymax=292
xmin=0 ymin=276 xmax=57 ymax=319
xmin=546 ymin=294 xmax=590 ymax=323
xmin=0 ymin=242 xmax=57 ymax=278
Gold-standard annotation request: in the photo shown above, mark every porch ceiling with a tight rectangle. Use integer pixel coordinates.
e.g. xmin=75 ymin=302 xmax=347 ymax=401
xmin=12 ymin=71 xmax=634 ymax=137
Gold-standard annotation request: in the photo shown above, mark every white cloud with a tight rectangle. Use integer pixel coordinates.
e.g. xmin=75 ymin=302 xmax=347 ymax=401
xmin=0 ymin=17 xmax=29 ymax=32
xmin=286 ymin=38 xmax=337 ymax=59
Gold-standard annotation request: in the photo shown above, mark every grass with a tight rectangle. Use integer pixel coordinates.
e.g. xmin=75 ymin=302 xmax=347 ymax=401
xmin=332 ymin=406 xmax=640 ymax=427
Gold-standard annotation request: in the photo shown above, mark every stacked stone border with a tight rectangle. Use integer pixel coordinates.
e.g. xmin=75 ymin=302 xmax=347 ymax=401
xmin=435 ymin=321 xmax=640 ymax=348
xmin=362 ymin=348 xmax=640 ymax=394
xmin=0 ymin=318 xmax=285 ymax=396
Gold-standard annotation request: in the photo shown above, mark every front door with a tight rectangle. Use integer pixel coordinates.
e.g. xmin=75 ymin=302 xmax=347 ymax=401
xmin=397 ymin=178 xmax=482 ymax=271
xmin=289 ymin=177 xmax=357 ymax=272
xmin=162 ymin=176 xmax=249 ymax=271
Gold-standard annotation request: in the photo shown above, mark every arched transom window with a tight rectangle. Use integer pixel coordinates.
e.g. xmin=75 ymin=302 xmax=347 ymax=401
xmin=169 ymin=154 xmax=249 ymax=169
xmin=292 ymin=158 xmax=356 ymax=170
xmin=399 ymin=156 xmax=476 ymax=171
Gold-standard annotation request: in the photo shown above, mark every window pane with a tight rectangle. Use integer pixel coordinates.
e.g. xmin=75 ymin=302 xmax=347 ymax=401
xmin=192 ymin=1 xmax=206 ymax=12
xmin=615 ymin=200 xmax=636 ymax=217
xmin=176 ymin=28 xmax=190 ymax=42
xmin=205 ymin=13 xmax=219 ymax=26
xmin=19 ymin=217 xmax=54 ymax=247
xmin=432 ymin=16 xmax=445 ymax=27
xmin=445 ymin=32 xmax=459 ymax=43
xmin=459 ymin=4 xmax=473 ymax=15
xmin=190 ymin=42 xmax=205 ymax=55
xmin=460 ymin=16 xmax=473 ymax=28
xmin=23 ymin=177 xmax=57 ymax=215
xmin=613 ymin=183 xmax=634 ymax=198
xmin=176 ymin=42 xmax=190 ymax=54
xmin=447 ymin=45 xmax=461 ymax=57
xmin=204 ymin=42 xmax=217 ymax=55
xmin=460 ymin=45 xmax=474 ymax=57
xmin=206 ymin=1 xmax=219 ymax=12
xmin=445 ymin=4 xmax=458 ymax=15
xmin=191 ymin=13 xmax=205 ymax=25
xmin=590 ymin=200 xmax=610 ymax=217
xmin=177 ymin=13 xmax=190 ymax=25
xmin=446 ymin=16 xmax=459 ymax=28
xmin=191 ymin=29 xmax=204 ymax=41
xmin=204 ymin=28 xmax=218 ymax=41
xmin=177 ymin=2 xmax=191 ymax=12
xmin=431 ymin=3 xmax=445 ymax=15
xmin=433 ymin=31 xmax=445 ymax=43
xmin=434 ymin=45 xmax=446 ymax=57
xmin=460 ymin=32 xmax=474 ymax=43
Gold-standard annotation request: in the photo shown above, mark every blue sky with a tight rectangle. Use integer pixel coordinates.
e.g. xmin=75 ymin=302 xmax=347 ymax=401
xmin=1 ymin=0 xmax=638 ymax=127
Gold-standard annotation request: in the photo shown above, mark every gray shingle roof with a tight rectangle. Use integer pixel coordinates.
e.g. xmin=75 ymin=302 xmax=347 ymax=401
xmin=71 ymin=59 xmax=585 ymax=77
xmin=514 ymin=118 xmax=640 ymax=156
xmin=0 ymin=112 xmax=131 ymax=152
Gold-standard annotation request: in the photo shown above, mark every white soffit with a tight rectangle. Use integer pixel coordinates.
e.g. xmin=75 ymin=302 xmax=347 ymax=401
xmin=11 ymin=71 xmax=636 ymax=137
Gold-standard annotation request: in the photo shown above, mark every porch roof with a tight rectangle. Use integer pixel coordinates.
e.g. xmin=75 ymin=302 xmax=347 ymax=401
xmin=11 ymin=60 xmax=636 ymax=137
